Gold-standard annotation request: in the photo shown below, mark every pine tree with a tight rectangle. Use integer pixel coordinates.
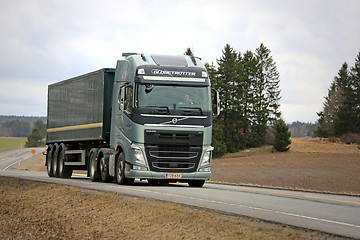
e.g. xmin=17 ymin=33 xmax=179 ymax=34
xmin=241 ymin=50 xmax=259 ymax=146
xmin=34 ymin=119 xmax=46 ymax=138
xmin=25 ymin=126 xmax=45 ymax=147
xmin=334 ymin=62 xmax=355 ymax=135
xmin=316 ymin=63 xmax=349 ymax=137
xmin=214 ymin=44 xmax=246 ymax=152
xmin=255 ymin=43 xmax=282 ymax=125
xmin=273 ymin=119 xmax=291 ymax=152
xmin=206 ymin=44 xmax=283 ymax=155
xmin=350 ymin=50 xmax=360 ymax=133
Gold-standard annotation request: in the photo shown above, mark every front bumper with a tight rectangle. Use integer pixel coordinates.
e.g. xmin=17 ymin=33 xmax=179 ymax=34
xmin=127 ymin=169 xmax=211 ymax=180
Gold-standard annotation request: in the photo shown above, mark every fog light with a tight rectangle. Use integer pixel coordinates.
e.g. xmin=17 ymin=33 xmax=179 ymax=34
xmin=133 ymin=165 xmax=148 ymax=171
xmin=199 ymin=167 xmax=211 ymax=172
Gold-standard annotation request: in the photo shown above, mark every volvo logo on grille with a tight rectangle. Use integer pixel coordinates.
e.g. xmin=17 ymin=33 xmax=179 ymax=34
xmin=171 ymin=118 xmax=178 ymax=124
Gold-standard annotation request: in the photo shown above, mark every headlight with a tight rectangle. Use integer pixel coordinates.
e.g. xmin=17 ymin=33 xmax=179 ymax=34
xmin=200 ymin=146 xmax=214 ymax=166
xmin=132 ymin=147 xmax=146 ymax=165
xmin=201 ymin=151 xmax=211 ymax=166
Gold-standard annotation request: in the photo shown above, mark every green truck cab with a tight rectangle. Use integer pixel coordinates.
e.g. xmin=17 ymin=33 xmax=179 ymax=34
xmin=46 ymin=53 xmax=220 ymax=187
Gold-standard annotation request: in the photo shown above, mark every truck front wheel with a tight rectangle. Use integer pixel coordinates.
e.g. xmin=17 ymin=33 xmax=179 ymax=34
xmin=115 ymin=152 xmax=134 ymax=185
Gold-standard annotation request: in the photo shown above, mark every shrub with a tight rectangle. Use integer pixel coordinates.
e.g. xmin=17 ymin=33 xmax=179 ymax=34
xmin=340 ymin=133 xmax=360 ymax=144
xmin=327 ymin=136 xmax=339 ymax=143
xmin=273 ymin=119 xmax=291 ymax=152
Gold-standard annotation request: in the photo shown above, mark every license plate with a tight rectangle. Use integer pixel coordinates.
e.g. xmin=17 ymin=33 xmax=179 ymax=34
xmin=165 ymin=173 xmax=182 ymax=179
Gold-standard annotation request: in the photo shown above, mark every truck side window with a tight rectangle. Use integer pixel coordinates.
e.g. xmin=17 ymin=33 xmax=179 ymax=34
xmin=124 ymin=86 xmax=133 ymax=114
xmin=118 ymin=88 xmax=122 ymax=103
xmin=118 ymin=87 xmax=124 ymax=111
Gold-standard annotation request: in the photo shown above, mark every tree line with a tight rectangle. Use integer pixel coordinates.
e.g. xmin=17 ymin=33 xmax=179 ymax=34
xmin=316 ymin=50 xmax=360 ymax=143
xmin=186 ymin=44 xmax=289 ymax=157
xmin=0 ymin=116 xmax=46 ymax=137
xmin=289 ymin=121 xmax=317 ymax=138
xmin=0 ymin=117 xmax=46 ymax=147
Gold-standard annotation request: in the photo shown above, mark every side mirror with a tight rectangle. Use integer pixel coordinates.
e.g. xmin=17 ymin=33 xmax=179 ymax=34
xmin=211 ymin=88 xmax=220 ymax=120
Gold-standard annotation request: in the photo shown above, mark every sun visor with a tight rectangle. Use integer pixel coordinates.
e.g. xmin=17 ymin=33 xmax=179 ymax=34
xmin=151 ymin=55 xmax=188 ymax=67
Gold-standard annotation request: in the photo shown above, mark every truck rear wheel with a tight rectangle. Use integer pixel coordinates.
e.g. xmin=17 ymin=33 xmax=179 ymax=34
xmin=46 ymin=145 xmax=54 ymax=177
xmin=53 ymin=144 xmax=60 ymax=178
xmin=58 ymin=148 xmax=73 ymax=178
xmin=115 ymin=152 xmax=134 ymax=185
xmin=89 ymin=150 xmax=101 ymax=182
xmin=100 ymin=156 xmax=112 ymax=183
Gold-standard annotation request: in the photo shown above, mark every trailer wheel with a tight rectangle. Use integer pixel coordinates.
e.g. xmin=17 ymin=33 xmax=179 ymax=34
xmin=58 ymin=148 xmax=73 ymax=178
xmin=46 ymin=145 xmax=54 ymax=177
xmin=53 ymin=144 xmax=60 ymax=178
xmin=188 ymin=180 xmax=205 ymax=187
xmin=89 ymin=151 xmax=101 ymax=182
xmin=100 ymin=156 xmax=112 ymax=183
xmin=116 ymin=152 xmax=134 ymax=185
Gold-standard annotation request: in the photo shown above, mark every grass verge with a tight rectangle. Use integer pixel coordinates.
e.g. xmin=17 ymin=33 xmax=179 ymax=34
xmin=0 ymin=177 xmax=349 ymax=240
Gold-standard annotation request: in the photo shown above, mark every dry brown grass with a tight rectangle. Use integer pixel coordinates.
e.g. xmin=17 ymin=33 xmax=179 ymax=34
xmin=211 ymin=138 xmax=360 ymax=195
xmin=290 ymin=138 xmax=360 ymax=154
xmin=0 ymin=177 xmax=348 ymax=240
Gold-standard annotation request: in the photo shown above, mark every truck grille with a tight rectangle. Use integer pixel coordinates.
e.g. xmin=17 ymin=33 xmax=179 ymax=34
xmin=144 ymin=130 xmax=203 ymax=173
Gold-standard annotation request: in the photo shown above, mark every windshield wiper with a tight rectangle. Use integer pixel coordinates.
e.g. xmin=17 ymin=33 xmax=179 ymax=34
xmin=144 ymin=105 xmax=170 ymax=114
xmin=178 ymin=107 xmax=203 ymax=115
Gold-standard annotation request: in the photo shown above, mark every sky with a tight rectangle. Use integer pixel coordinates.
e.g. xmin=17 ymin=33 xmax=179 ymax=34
xmin=0 ymin=0 xmax=359 ymax=123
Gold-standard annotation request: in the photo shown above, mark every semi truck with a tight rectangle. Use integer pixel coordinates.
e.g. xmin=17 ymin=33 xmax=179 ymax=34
xmin=45 ymin=53 xmax=220 ymax=187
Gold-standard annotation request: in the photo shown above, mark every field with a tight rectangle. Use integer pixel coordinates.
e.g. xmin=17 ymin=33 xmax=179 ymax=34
xmin=0 ymin=137 xmax=26 ymax=152
xmin=211 ymin=138 xmax=360 ymax=195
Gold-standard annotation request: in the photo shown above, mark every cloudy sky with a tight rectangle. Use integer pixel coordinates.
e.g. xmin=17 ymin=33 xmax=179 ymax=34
xmin=0 ymin=0 xmax=359 ymax=123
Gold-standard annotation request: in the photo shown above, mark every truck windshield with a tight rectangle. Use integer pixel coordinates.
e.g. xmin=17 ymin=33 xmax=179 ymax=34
xmin=136 ymin=84 xmax=211 ymax=111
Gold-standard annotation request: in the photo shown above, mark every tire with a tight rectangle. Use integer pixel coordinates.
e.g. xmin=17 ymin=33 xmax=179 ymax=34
xmin=46 ymin=145 xmax=54 ymax=177
xmin=100 ymin=155 xmax=112 ymax=183
xmin=52 ymin=144 xmax=60 ymax=178
xmin=58 ymin=148 xmax=73 ymax=178
xmin=89 ymin=150 xmax=101 ymax=182
xmin=188 ymin=180 xmax=205 ymax=187
xmin=115 ymin=152 xmax=134 ymax=185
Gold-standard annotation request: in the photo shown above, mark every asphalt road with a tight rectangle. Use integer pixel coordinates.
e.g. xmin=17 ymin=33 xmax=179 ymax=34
xmin=0 ymin=147 xmax=45 ymax=170
xmin=1 ymin=149 xmax=359 ymax=239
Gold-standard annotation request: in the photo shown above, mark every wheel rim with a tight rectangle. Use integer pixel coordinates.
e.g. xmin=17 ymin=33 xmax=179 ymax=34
xmin=117 ymin=159 xmax=124 ymax=181
xmin=100 ymin=157 xmax=106 ymax=173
